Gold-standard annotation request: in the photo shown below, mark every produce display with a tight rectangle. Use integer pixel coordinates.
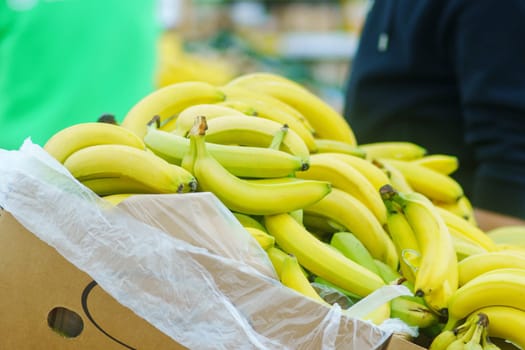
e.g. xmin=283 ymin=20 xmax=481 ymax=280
xmin=42 ymin=72 xmax=525 ymax=349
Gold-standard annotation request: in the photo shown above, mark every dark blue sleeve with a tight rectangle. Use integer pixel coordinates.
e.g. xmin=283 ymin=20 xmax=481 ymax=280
xmin=450 ymin=0 xmax=525 ymax=218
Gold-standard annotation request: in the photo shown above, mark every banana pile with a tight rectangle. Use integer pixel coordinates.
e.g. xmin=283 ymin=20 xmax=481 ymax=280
xmin=43 ymin=72 xmax=525 ymax=349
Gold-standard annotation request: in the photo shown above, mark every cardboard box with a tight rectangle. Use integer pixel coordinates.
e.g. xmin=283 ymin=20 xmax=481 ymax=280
xmin=0 ymin=193 xmax=426 ymax=350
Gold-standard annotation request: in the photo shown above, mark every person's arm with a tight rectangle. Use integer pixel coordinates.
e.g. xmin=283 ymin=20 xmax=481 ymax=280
xmin=449 ymin=0 xmax=525 ymax=226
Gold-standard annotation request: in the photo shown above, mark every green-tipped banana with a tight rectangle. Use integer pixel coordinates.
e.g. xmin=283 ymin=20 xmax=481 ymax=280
xmin=188 ymin=116 xmax=331 ymax=215
xmin=330 ymin=232 xmax=380 ymax=276
xmin=144 ymin=126 xmax=307 ymax=178
xmin=390 ymin=295 xmax=439 ymax=329
xmin=360 ymin=141 xmax=427 ymax=161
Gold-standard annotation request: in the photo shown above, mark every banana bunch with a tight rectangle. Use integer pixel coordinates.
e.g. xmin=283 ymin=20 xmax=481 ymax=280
xmin=40 ymin=70 xmax=525 ymax=349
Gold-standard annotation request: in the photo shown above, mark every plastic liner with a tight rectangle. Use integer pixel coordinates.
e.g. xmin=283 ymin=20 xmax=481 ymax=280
xmin=0 ymin=140 xmax=411 ymax=349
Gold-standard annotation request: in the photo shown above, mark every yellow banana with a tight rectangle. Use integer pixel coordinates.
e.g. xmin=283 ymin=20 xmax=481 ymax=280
xmin=436 ymin=206 xmax=497 ymax=252
xmin=330 ymin=231 xmax=381 ymax=276
xmin=383 ymin=159 xmax=464 ymax=203
xmin=232 ymin=212 xmax=266 ymax=232
xmin=217 ymin=100 xmax=258 ymax=116
xmin=303 ymin=187 xmax=398 ymax=269
xmin=144 ymin=126 xmax=306 ymax=178
xmin=435 ymin=195 xmax=477 ymax=226
xmin=244 ymin=226 xmax=275 ymax=250
xmin=264 ymin=212 xmax=385 ymax=298
xmin=265 ymin=246 xmax=290 ymax=279
xmin=457 ymin=251 xmax=525 ymax=286
xmin=446 ymin=268 xmax=525 ymax=327
xmin=360 ymin=141 xmax=427 ymax=161
xmin=188 ymin=116 xmax=331 ymax=215
xmin=220 ymin=85 xmax=318 ymax=152
xmin=203 ymin=115 xmax=311 ymax=162
xmin=386 ymin=187 xmax=458 ymax=304
xmin=226 ymin=72 xmax=357 ymax=144
xmin=64 ymin=144 xmax=197 ymax=194
xmin=451 ymin=233 xmax=488 ymax=262
xmin=82 ymin=177 xmax=167 ymax=196
xmin=295 ymin=153 xmax=387 ymax=225
xmin=411 ymin=154 xmax=459 ymax=175
xmin=172 ymin=103 xmax=248 ymax=136
xmin=280 ymin=254 xmax=328 ymax=305
xmin=472 ymin=306 xmax=525 ymax=349
xmin=429 ymin=329 xmax=458 ymax=350
xmin=44 ymin=122 xmax=146 ymax=163
xmin=486 ymin=225 xmax=525 ymax=248
xmin=375 ymin=158 xmax=414 ymax=193
xmin=121 ymin=81 xmax=225 ymax=138
xmin=313 ymin=139 xmax=367 ymax=158
xmin=101 ymin=193 xmax=134 ymax=206
xmin=323 ymin=152 xmax=391 ymax=192
xmin=382 ymin=200 xmax=420 ymax=284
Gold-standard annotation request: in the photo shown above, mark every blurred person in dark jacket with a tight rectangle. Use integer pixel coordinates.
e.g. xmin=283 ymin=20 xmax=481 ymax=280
xmin=343 ymin=0 xmax=525 ymax=230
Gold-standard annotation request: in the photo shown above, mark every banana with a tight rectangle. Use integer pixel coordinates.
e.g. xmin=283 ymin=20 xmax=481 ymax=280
xmin=280 ymin=254 xmax=328 ymax=305
xmin=429 ymin=330 xmax=458 ymax=350
xmin=217 ymin=100 xmax=258 ymax=116
xmin=451 ymin=233 xmax=488 ymax=262
xmin=373 ymin=258 xmax=402 ymax=285
xmin=144 ymin=126 xmax=307 ymax=178
xmin=323 ymin=152 xmax=392 ymax=191
xmin=296 ymin=153 xmax=387 ymax=224
xmin=264 ymin=212 xmax=385 ymax=298
xmin=121 ymin=81 xmax=225 ymax=138
xmin=435 ymin=196 xmax=477 ymax=227
xmin=375 ymin=158 xmax=414 ymax=193
xmin=203 ymin=115 xmax=311 ymax=162
xmin=101 ymin=193 xmax=134 ymax=206
xmin=411 ymin=154 xmax=459 ymax=175
xmin=457 ymin=251 xmax=525 ymax=286
xmin=473 ymin=306 xmax=525 ymax=349
xmin=232 ymin=212 xmax=266 ymax=232
xmin=172 ymin=103 xmax=248 ymax=136
xmin=265 ymin=246 xmax=290 ymax=279
xmin=244 ymin=226 xmax=275 ymax=250
xmin=188 ymin=116 xmax=331 ymax=215
xmin=63 ymin=144 xmax=197 ymax=194
xmin=382 ymin=198 xmax=420 ymax=283
xmin=390 ymin=295 xmax=439 ymax=329
xmin=44 ymin=122 xmax=146 ymax=163
xmin=486 ymin=225 xmax=525 ymax=248
xmin=330 ymin=231 xmax=381 ymax=276
xmin=302 ymin=213 xmax=346 ymax=237
xmin=226 ymin=72 xmax=357 ymax=144
xmin=220 ymin=85 xmax=318 ymax=152
xmin=385 ymin=186 xmax=458 ymax=305
xmin=360 ymin=141 xmax=427 ymax=161
xmin=313 ymin=139 xmax=367 ymax=158
xmin=312 ymin=276 xmax=361 ymax=302
xmin=303 ymin=187 xmax=399 ymax=269
xmin=383 ymin=159 xmax=464 ymax=203
xmin=82 ymin=177 xmax=168 ymax=196
xmin=446 ymin=268 xmax=525 ymax=327
xmin=436 ymin=206 xmax=497 ymax=252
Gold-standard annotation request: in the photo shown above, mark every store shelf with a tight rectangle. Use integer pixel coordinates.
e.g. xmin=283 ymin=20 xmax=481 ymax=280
xmin=277 ymin=31 xmax=358 ymax=61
